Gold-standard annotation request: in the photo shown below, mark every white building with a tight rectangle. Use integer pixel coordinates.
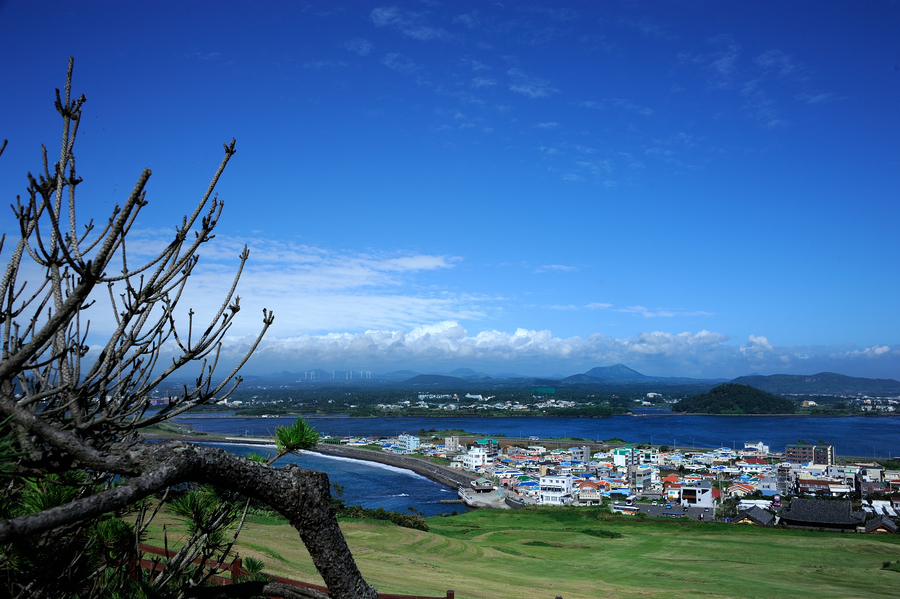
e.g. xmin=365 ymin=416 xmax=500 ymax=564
xmin=462 ymin=447 xmax=489 ymax=471
xmin=744 ymin=441 xmax=770 ymax=454
xmin=397 ymin=433 xmax=420 ymax=454
xmin=539 ymin=473 xmax=575 ymax=505
xmin=680 ymin=481 xmax=717 ymax=508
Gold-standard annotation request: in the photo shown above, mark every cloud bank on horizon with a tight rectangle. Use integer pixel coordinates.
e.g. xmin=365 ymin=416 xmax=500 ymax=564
xmin=227 ymin=321 xmax=900 ymax=380
xmin=98 ymin=230 xmax=898 ymax=380
xmin=2 ymin=1 xmax=899 ymax=380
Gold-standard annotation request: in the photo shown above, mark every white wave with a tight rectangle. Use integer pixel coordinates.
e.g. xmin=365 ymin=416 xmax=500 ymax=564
xmin=202 ymin=441 xmax=278 ymax=450
xmin=296 ymin=450 xmax=432 ymax=482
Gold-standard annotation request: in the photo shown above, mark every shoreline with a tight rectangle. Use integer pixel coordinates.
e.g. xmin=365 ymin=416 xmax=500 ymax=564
xmin=144 ymin=432 xmax=477 ymax=490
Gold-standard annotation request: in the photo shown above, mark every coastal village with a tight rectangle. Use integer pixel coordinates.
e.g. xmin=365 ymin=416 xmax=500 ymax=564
xmin=327 ymin=434 xmax=900 ymax=534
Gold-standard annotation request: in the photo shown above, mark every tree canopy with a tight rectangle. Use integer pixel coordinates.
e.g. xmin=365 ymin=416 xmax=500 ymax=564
xmin=672 ymin=383 xmax=795 ymax=415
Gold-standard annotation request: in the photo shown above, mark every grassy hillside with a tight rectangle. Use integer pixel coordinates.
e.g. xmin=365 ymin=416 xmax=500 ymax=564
xmin=143 ymin=507 xmax=900 ymax=599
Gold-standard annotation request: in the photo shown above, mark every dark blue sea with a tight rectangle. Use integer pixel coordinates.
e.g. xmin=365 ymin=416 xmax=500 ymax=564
xmin=176 ymin=413 xmax=899 ymax=459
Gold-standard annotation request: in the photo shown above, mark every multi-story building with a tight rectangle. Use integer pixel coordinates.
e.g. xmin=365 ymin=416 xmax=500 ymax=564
xmin=474 ymin=438 xmax=499 ymax=458
xmin=570 ymin=446 xmax=591 ymax=462
xmin=776 ymin=465 xmax=795 ymax=494
xmin=680 ymin=481 xmax=717 ymax=508
xmin=397 ymin=433 xmax=420 ymax=454
xmin=784 ymin=442 xmax=834 ymax=465
xmin=444 ymin=436 xmax=461 ymax=453
xmin=462 ymin=446 xmax=488 ymax=471
xmin=631 ymin=466 xmax=654 ymax=493
xmin=539 ymin=473 xmax=575 ymax=505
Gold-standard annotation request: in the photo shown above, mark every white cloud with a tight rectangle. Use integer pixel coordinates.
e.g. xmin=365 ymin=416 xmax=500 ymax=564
xmin=574 ymin=159 xmax=612 ymax=175
xmin=345 ymin=38 xmax=374 ymax=56
xmin=507 ymin=69 xmax=559 ymax=98
xmin=465 ymin=59 xmax=490 ymax=71
xmin=615 ymin=17 xmax=674 ymax=41
xmin=381 ymin=53 xmax=419 ymax=74
xmin=747 ymin=334 xmax=773 ymax=351
xmin=580 ymin=99 xmax=654 ymax=116
xmin=371 ymin=6 xmax=450 ymax=41
xmin=471 ymin=77 xmax=496 ymax=88
xmin=616 ymin=305 xmax=714 ymax=318
xmin=850 ymin=345 xmax=892 ymax=357
xmin=454 ymin=12 xmax=479 ymax=29
xmin=77 ymin=231 xmax=467 ymax=340
xmin=304 ymin=60 xmax=348 ymax=70
xmin=754 ymin=49 xmax=800 ymax=77
xmin=586 ymin=303 xmax=613 ymax=310
xmin=535 ymin=264 xmax=576 ymax=273
xmin=796 ymin=92 xmax=835 ymax=105
xmin=226 ymin=323 xmax=900 ymax=379
xmin=535 ymin=122 xmax=559 ymax=128
xmin=678 ymin=36 xmax=741 ymax=89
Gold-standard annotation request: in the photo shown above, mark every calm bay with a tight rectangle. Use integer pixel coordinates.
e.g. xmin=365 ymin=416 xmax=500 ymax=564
xmin=176 ymin=413 xmax=899 ymax=459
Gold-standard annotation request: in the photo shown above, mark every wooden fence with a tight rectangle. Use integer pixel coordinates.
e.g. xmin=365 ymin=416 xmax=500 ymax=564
xmin=137 ymin=544 xmax=454 ymax=599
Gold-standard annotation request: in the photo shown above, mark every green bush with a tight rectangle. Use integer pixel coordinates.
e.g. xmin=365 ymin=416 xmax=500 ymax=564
xmin=335 ymin=505 xmax=429 ymax=531
xmin=580 ymin=528 xmax=624 ymax=539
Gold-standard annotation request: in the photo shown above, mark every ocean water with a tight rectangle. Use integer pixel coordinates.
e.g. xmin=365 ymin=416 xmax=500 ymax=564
xmin=176 ymin=413 xmax=900 ymax=459
xmin=202 ymin=442 xmax=465 ymax=517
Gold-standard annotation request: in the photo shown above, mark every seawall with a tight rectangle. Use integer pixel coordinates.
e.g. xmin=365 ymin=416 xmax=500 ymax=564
xmin=143 ymin=432 xmax=477 ymax=490
xmin=311 ymin=444 xmax=478 ymax=490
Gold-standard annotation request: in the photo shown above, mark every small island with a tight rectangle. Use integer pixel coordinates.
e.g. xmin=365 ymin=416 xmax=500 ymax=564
xmin=672 ymin=383 xmax=795 ymax=414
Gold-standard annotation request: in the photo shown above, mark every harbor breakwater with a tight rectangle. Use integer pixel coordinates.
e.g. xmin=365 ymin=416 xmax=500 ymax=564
xmin=146 ymin=432 xmax=476 ymax=491
xmin=311 ymin=443 xmax=477 ymax=490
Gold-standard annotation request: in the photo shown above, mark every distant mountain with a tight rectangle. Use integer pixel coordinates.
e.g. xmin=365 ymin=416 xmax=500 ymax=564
xmin=379 ymin=369 xmax=422 ymax=381
xmin=444 ymin=368 xmax=493 ymax=380
xmin=558 ymin=364 xmax=727 ymax=387
xmin=445 ymin=367 xmax=478 ymax=377
xmin=402 ymin=374 xmax=470 ymax=386
xmin=731 ymin=372 xmax=900 ymax=396
xmin=673 ymin=383 xmax=795 ymax=414
xmin=583 ymin=364 xmax=649 ymax=381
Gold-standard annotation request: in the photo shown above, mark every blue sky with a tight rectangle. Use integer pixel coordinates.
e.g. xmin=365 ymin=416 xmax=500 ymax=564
xmin=2 ymin=1 xmax=899 ymax=379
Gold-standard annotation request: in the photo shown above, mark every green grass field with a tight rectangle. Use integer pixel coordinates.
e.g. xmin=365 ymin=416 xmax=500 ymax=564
xmin=144 ymin=507 xmax=900 ymax=599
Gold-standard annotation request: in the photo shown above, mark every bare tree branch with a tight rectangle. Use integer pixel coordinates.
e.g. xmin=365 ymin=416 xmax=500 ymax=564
xmin=0 ymin=58 xmax=378 ymax=598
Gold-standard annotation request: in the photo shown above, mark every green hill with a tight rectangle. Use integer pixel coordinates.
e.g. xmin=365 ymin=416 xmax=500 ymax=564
xmin=673 ymin=383 xmax=795 ymax=414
